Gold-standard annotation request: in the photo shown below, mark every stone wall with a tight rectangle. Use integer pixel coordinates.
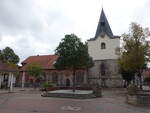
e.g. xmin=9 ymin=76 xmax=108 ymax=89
xmin=88 ymin=59 xmax=123 ymax=87
xmin=88 ymin=35 xmax=120 ymax=60
xmin=127 ymin=93 xmax=150 ymax=106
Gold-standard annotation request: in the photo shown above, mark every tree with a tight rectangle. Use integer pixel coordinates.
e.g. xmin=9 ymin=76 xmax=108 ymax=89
xmin=0 ymin=47 xmax=20 ymax=64
xmin=120 ymin=67 xmax=135 ymax=87
xmin=27 ymin=63 xmax=43 ymax=89
xmin=0 ymin=50 xmax=4 ymax=61
xmin=84 ymin=42 xmax=94 ymax=84
xmin=119 ymin=22 xmax=150 ymax=88
xmin=55 ymin=34 xmax=93 ymax=92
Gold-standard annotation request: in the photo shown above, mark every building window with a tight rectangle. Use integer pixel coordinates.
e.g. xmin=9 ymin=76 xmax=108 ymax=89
xmin=52 ymin=72 xmax=58 ymax=83
xmin=101 ymin=42 xmax=106 ymax=49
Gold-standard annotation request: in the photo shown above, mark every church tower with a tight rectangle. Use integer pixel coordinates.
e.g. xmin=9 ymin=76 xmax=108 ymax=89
xmin=88 ymin=9 xmax=122 ymax=87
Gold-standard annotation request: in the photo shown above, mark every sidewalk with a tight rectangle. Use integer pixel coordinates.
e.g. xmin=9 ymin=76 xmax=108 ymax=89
xmin=0 ymin=87 xmax=41 ymax=94
xmin=0 ymin=89 xmax=10 ymax=94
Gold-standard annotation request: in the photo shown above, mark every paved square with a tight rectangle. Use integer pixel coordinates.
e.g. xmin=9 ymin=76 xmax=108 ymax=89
xmin=0 ymin=88 xmax=150 ymax=113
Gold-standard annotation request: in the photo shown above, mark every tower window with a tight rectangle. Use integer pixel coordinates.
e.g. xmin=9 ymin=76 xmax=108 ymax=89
xmin=101 ymin=42 xmax=106 ymax=49
xmin=101 ymin=22 xmax=105 ymax=26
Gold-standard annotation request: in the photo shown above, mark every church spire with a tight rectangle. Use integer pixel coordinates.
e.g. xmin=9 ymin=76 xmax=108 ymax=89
xmin=95 ymin=8 xmax=113 ymax=38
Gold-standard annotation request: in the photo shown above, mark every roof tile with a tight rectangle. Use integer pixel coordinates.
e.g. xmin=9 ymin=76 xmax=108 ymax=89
xmin=21 ymin=55 xmax=58 ymax=71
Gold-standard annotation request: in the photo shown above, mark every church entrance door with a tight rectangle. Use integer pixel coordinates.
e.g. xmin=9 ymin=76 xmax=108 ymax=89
xmin=100 ymin=63 xmax=107 ymax=87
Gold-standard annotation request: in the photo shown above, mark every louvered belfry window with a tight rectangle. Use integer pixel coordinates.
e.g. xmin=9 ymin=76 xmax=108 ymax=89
xmin=101 ymin=42 xmax=106 ymax=49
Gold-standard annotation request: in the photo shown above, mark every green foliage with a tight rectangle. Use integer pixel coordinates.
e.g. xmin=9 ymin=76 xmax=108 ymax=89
xmin=27 ymin=63 xmax=43 ymax=78
xmin=0 ymin=50 xmax=3 ymax=61
xmin=42 ymin=82 xmax=54 ymax=88
xmin=121 ymin=69 xmax=135 ymax=83
xmin=7 ymin=63 xmax=19 ymax=76
xmin=0 ymin=47 xmax=20 ymax=64
xmin=55 ymin=34 xmax=93 ymax=70
xmin=119 ymin=23 xmax=150 ymax=79
xmin=55 ymin=34 xmax=93 ymax=92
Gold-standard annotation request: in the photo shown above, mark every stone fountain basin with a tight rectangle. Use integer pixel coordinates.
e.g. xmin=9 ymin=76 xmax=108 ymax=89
xmin=42 ymin=90 xmax=96 ymax=99
xmin=127 ymin=91 xmax=150 ymax=106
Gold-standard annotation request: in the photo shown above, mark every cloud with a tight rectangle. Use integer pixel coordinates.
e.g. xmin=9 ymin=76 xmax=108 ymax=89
xmin=0 ymin=0 xmax=74 ymax=62
xmin=0 ymin=33 xmax=2 ymax=42
xmin=0 ymin=0 xmax=150 ymax=63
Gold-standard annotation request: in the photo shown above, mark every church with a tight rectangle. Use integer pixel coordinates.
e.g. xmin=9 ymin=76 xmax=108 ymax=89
xmin=87 ymin=9 xmax=122 ymax=87
xmin=18 ymin=9 xmax=123 ymax=88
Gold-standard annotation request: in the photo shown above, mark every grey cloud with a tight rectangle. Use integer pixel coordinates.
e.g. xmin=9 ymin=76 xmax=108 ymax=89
xmin=0 ymin=0 xmax=44 ymax=34
xmin=0 ymin=33 xmax=2 ymax=42
xmin=0 ymin=0 xmax=150 ymax=63
xmin=132 ymin=0 xmax=150 ymax=27
xmin=0 ymin=0 xmax=73 ymax=62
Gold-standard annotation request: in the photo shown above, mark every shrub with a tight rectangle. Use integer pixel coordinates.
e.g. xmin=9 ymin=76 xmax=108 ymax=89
xmin=42 ymin=82 xmax=54 ymax=89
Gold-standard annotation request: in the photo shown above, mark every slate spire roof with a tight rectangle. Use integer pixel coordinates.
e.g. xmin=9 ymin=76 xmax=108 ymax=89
xmin=95 ymin=8 xmax=114 ymax=38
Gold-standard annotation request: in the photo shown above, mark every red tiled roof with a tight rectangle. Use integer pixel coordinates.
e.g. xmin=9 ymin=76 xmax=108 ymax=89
xmin=0 ymin=61 xmax=17 ymax=72
xmin=20 ymin=55 xmax=58 ymax=71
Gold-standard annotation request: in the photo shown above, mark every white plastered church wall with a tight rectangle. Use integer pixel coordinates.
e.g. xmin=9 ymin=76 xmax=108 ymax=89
xmin=88 ymin=35 xmax=120 ymax=60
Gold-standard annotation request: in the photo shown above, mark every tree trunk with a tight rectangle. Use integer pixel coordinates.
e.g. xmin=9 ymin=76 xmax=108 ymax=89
xmin=139 ymin=73 xmax=143 ymax=90
xmin=137 ymin=70 xmax=143 ymax=90
xmin=127 ymin=81 xmax=131 ymax=87
xmin=72 ymin=69 xmax=76 ymax=92
xmin=133 ymin=75 xmax=135 ymax=85
xmin=86 ymin=68 xmax=90 ymax=87
xmin=123 ymin=80 xmax=127 ymax=88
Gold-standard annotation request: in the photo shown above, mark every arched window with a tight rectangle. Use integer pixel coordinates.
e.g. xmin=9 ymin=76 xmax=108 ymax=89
xmin=101 ymin=42 xmax=106 ymax=49
xmin=100 ymin=63 xmax=105 ymax=76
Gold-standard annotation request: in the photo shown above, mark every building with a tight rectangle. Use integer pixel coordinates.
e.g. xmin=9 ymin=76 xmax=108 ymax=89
xmin=0 ymin=61 xmax=16 ymax=89
xmin=18 ymin=55 xmax=87 ymax=88
xmin=87 ymin=9 xmax=123 ymax=87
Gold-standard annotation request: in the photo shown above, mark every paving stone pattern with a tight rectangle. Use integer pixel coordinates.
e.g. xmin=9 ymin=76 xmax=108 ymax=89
xmin=0 ymin=88 xmax=150 ymax=113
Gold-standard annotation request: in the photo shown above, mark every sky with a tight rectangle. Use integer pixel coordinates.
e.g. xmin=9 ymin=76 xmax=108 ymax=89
xmin=0 ymin=0 xmax=150 ymax=63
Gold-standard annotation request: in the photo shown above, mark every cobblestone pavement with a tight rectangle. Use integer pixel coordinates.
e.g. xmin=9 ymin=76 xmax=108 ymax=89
xmin=0 ymin=88 xmax=150 ymax=113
